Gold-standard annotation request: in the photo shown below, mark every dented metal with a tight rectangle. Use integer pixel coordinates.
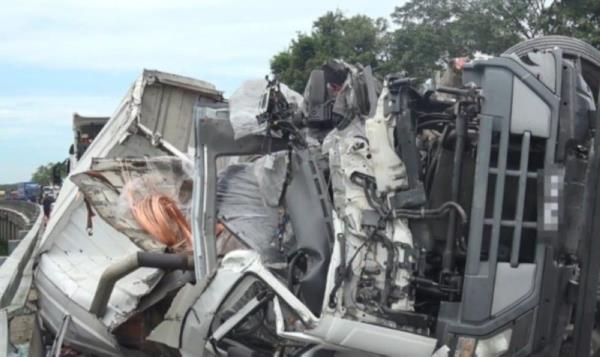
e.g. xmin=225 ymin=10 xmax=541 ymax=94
xmin=28 ymin=37 xmax=600 ymax=357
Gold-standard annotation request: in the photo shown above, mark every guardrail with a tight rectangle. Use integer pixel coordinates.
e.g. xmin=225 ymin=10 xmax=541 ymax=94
xmin=0 ymin=201 xmax=39 ymax=260
xmin=0 ymin=200 xmax=43 ymax=356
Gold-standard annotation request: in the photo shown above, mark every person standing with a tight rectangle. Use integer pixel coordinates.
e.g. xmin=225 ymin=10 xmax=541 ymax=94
xmin=42 ymin=194 xmax=55 ymax=221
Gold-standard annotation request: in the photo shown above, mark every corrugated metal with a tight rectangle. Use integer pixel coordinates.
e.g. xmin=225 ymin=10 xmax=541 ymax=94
xmin=34 ymin=69 xmax=223 ymax=354
xmin=36 ymin=267 xmax=121 ymax=356
xmin=38 ymin=201 xmax=163 ymax=328
xmin=138 ymin=70 xmax=223 ymax=156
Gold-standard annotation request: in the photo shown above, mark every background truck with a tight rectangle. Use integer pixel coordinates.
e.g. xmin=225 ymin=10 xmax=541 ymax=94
xmin=13 ymin=182 xmax=40 ymax=202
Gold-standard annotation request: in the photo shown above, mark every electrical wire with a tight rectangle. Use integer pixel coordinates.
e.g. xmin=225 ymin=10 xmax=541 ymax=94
xmin=129 ymin=194 xmax=193 ymax=252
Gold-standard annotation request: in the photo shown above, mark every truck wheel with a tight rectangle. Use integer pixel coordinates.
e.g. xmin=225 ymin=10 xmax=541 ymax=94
xmin=503 ymin=36 xmax=600 ymax=98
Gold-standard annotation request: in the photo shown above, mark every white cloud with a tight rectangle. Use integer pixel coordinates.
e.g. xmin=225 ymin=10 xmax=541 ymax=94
xmin=0 ymin=95 xmax=119 ymax=140
xmin=0 ymin=93 xmax=121 ymax=182
xmin=0 ymin=0 xmax=403 ymax=182
xmin=0 ymin=0 xmax=399 ymax=74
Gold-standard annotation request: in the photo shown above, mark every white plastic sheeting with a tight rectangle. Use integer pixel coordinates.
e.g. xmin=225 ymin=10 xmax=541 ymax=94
xmin=228 ymin=79 xmax=303 ymax=139
xmin=70 ymin=157 xmax=193 ymax=253
xmin=216 ymin=158 xmax=292 ymax=263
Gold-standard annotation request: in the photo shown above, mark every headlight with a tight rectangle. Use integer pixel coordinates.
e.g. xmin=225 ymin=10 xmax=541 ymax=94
xmin=454 ymin=336 xmax=476 ymax=357
xmin=474 ymin=328 xmax=512 ymax=357
xmin=452 ymin=329 xmax=512 ymax=357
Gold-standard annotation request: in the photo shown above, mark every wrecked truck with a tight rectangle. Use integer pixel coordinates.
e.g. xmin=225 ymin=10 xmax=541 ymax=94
xmin=34 ymin=36 xmax=600 ymax=356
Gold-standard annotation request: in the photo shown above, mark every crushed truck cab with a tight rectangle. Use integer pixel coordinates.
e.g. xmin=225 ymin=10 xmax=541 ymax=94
xmin=34 ymin=36 xmax=600 ymax=357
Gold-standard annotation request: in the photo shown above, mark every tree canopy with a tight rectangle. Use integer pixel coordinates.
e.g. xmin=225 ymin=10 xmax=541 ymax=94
xmin=271 ymin=1 xmax=600 ymax=89
xmin=31 ymin=161 xmax=67 ymax=186
xmin=271 ymin=11 xmax=389 ymax=92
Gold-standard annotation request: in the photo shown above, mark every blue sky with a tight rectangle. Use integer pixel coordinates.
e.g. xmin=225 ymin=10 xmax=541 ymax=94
xmin=0 ymin=0 xmax=402 ymax=184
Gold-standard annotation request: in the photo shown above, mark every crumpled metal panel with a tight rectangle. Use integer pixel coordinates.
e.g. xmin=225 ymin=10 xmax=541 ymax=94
xmin=138 ymin=70 xmax=223 ymax=155
xmin=36 ymin=265 xmax=122 ymax=356
xmin=37 ymin=202 xmax=163 ymax=329
xmin=34 ymin=70 xmax=222 ymax=355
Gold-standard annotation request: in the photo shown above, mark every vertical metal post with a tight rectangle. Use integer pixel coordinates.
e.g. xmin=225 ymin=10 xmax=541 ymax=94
xmin=465 ymin=117 xmax=493 ymax=275
xmin=442 ymin=104 xmax=467 ymax=275
xmin=488 ymin=111 xmax=510 ymax=275
xmin=510 ymin=132 xmax=531 ymax=267
xmin=0 ymin=217 xmax=5 ymax=244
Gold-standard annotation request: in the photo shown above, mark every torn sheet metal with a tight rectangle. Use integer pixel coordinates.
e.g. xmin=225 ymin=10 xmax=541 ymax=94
xmin=174 ymin=251 xmax=318 ymax=356
xmin=137 ymin=70 xmax=223 ymax=157
xmin=36 ymin=203 xmax=164 ymax=328
xmin=34 ymin=70 xmax=223 ymax=356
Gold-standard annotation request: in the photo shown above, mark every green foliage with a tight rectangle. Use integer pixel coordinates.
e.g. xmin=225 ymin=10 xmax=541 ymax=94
xmin=387 ymin=0 xmax=600 ymax=81
xmin=0 ymin=184 xmax=16 ymax=191
xmin=31 ymin=164 xmax=53 ymax=186
xmin=271 ymin=11 xmax=389 ymax=92
xmin=271 ymin=1 xmax=600 ymax=87
xmin=387 ymin=0 xmax=521 ymax=80
xmin=546 ymin=0 xmax=600 ymax=47
xmin=31 ymin=161 xmax=67 ymax=186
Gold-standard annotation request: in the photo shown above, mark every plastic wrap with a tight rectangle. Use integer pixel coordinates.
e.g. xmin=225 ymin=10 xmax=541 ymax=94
xmin=228 ymin=79 xmax=303 ymax=139
xmin=216 ymin=162 xmax=293 ymax=263
xmin=252 ymin=152 xmax=289 ymax=207
xmin=70 ymin=156 xmax=193 ymax=252
xmin=118 ymin=175 xmax=192 ymax=252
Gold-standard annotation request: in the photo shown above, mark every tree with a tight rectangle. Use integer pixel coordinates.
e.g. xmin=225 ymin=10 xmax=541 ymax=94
xmin=387 ymin=0 xmax=600 ymax=80
xmin=271 ymin=11 xmax=389 ymax=92
xmin=31 ymin=164 xmax=53 ymax=186
xmin=31 ymin=161 xmax=67 ymax=186
xmin=544 ymin=0 xmax=600 ymax=47
xmin=271 ymin=2 xmax=600 ymax=87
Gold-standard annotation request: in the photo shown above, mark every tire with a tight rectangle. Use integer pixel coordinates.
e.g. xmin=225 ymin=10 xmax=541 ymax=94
xmin=504 ymin=36 xmax=600 ymax=98
xmin=507 ymin=37 xmax=600 ymax=356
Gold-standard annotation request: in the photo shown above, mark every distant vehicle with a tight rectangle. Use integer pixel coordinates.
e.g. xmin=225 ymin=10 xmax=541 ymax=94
xmin=42 ymin=185 xmax=59 ymax=199
xmin=14 ymin=182 xmax=41 ymax=202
